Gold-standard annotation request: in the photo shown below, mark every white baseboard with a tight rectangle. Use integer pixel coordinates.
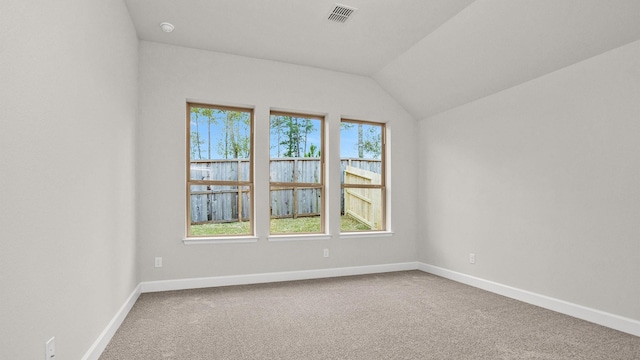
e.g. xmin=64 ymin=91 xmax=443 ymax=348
xmin=417 ymin=262 xmax=640 ymax=337
xmin=81 ymin=284 xmax=141 ymax=360
xmin=140 ymin=262 xmax=419 ymax=293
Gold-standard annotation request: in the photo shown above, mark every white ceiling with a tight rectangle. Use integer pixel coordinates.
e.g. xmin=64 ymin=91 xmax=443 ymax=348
xmin=124 ymin=0 xmax=640 ymax=119
xmin=125 ymin=0 xmax=475 ymax=76
xmin=374 ymin=0 xmax=640 ymax=119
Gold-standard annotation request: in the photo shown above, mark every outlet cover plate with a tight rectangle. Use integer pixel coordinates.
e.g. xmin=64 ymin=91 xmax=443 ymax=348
xmin=46 ymin=337 xmax=55 ymax=359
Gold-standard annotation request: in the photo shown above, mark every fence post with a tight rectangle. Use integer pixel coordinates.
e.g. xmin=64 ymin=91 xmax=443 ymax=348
xmin=293 ymin=158 xmax=298 ymax=219
xmin=237 ymin=159 xmax=243 ymax=223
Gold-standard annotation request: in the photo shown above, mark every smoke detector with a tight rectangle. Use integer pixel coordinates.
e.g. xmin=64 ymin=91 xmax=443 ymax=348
xmin=160 ymin=22 xmax=175 ymax=33
xmin=327 ymin=4 xmax=358 ymax=23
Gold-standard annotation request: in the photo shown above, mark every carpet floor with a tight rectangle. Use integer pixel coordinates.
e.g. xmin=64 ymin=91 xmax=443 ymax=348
xmin=99 ymin=271 xmax=639 ymax=359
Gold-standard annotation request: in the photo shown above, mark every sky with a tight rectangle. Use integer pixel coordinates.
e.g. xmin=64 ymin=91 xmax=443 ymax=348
xmin=339 ymin=123 xmax=382 ymax=159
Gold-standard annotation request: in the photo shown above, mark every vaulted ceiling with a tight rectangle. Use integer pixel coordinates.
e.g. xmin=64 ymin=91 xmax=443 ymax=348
xmin=125 ymin=0 xmax=640 ymax=119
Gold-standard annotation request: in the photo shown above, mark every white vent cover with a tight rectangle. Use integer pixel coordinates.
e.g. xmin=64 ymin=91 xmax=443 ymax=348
xmin=328 ymin=4 xmax=358 ymax=23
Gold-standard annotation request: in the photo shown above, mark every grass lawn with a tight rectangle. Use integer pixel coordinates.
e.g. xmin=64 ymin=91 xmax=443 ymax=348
xmin=191 ymin=215 xmax=370 ymax=236
xmin=190 ymin=221 xmax=250 ymax=236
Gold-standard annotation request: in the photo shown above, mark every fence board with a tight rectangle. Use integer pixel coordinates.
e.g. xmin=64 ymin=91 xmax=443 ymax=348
xmin=344 ymin=166 xmax=382 ymax=230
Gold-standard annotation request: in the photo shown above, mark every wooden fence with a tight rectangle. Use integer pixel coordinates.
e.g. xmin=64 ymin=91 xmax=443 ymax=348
xmin=270 ymin=158 xmax=322 ymax=219
xmin=343 ymin=166 xmax=382 ymax=229
xmin=190 ymin=159 xmax=251 ymax=223
xmin=189 ymin=158 xmax=381 ymax=224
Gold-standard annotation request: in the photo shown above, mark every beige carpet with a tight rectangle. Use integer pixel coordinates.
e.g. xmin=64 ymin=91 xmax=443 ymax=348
xmin=100 ymin=271 xmax=639 ymax=359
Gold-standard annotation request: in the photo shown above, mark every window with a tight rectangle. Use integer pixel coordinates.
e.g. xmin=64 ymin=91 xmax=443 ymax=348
xmin=269 ymin=112 xmax=324 ymax=234
xmin=340 ymin=119 xmax=386 ymax=232
xmin=186 ymin=103 xmax=253 ymax=237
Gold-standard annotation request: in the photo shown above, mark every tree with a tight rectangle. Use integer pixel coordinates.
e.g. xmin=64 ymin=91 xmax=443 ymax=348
xmin=190 ymin=111 xmax=203 ymax=159
xmin=361 ymin=125 xmax=381 ymax=159
xmin=200 ymin=108 xmax=216 ymax=159
xmin=216 ymin=110 xmax=250 ymax=159
xmin=358 ymin=123 xmax=364 ymax=158
xmin=271 ymin=115 xmax=319 ymax=158
xmin=190 ymin=132 xmax=203 ymax=159
xmin=280 ymin=116 xmax=300 ymax=157
xmin=304 ymin=144 xmax=319 ymax=158
xmin=270 ymin=115 xmax=286 ymax=157
xmin=300 ymin=118 xmax=316 ymax=156
xmin=190 ymin=107 xmax=220 ymax=159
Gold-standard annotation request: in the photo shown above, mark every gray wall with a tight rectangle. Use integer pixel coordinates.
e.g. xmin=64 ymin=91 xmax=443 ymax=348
xmin=0 ymin=0 xmax=139 ymax=358
xmin=418 ymin=41 xmax=640 ymax=320
xmin=136 ymin=42 xmax=419 ymax=282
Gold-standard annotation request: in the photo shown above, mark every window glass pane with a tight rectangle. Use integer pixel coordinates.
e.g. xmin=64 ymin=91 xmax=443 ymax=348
xmin=296 ymin=159 xmax=321 ymax=184
xmin=270 ymin=115 xmax=322 ymax=183
xmin=270 ymin=188 xmax=322 ymax=217
xmin=340 ymin=122 xmax=383 ymax=185
xmin=340 ymin=122 xmax=382 ymax=159
xmin=341 ymin=188 xmax=383 ymax=231
xmin=269 ymin=113 xmax=324 ymax=235
xmin=270 ymin=188 xmax=322 ymax=234
xmin=190 ymin=107 xmax=251 ymax=161
xmin=187 ymin=104 xmax=253 ymax=238
xmin=296 ymin=187 xmax=322 ymax=216
xmin=270 ymin=188 xmax=294 ymax=217
xmin=189 ymin=185 xmax=251 ymax=236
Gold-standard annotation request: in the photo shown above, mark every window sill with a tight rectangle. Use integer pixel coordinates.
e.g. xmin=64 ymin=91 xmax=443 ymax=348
xmin=182 ymin=231 xmax=393 ymax=244
xmin=182 ymin=236 xmax=259 ymax=245
xmin=340 ymin=231 xmax=394 ymax=239
xmin=268 ymin=233 xmax=332 ymax=242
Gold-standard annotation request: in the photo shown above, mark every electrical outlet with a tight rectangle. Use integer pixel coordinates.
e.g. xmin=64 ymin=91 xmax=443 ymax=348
xmin=45 ymin=337 xmax=55 ymax=359
xmin=323 ymin=249 xmax=329 ymax=258
xmin=469 ymin=253 xmax=476 ymax=264
xmin=155 ymin=257 xmax=162 ymax=268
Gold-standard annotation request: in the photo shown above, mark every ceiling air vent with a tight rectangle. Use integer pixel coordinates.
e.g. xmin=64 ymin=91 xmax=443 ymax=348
xmin=327 ymin=4 xmax=358 ymax=23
